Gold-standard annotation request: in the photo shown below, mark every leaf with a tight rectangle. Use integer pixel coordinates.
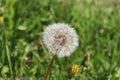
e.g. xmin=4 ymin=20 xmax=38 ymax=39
xmin=0 ymin=77 xmax=4 ymax=80
xmin=1 ymin=66 xmax=9 ymax=74
xmin=101 ymin=59 xmax=110 ymax=70
xmin=116 ymin=68 xmax=120 ymax=78
xmin=18 ymin=25 xmax=27 ymax=31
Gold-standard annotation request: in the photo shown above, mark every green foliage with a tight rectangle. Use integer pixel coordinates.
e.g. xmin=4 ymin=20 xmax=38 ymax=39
xmin=0 ymin=0 xmax=120 ymax=80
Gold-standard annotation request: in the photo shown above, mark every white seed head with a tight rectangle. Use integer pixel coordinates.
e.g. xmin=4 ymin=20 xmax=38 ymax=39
xmin=43 ymin=23 xmax=79 ymax=57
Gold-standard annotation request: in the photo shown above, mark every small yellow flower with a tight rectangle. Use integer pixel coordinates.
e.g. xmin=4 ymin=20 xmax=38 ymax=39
xmin=71 ymin=64 xmax=80 ymax=75
xmin=0 ymin=16 xmax=4 ymax=22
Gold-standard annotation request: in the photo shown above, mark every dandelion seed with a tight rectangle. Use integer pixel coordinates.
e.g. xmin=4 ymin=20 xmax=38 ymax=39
xmin=43 ymin=23 xmax=79 ymax=57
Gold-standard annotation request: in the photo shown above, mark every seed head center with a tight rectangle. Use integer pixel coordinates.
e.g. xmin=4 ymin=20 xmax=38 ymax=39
xmin=55 ymin=34 xmax=66 ymax=46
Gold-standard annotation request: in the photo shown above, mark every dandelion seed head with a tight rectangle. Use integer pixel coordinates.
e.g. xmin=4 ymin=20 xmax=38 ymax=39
xmin=43 ymin=23 xmax=79 ymax=57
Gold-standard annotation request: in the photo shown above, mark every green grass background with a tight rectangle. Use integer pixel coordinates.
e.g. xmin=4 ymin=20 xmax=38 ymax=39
xmin=0 ymin=0 xmax=120 ymax=80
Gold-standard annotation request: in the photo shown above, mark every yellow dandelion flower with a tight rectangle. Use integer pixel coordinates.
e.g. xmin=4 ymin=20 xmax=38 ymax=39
xmin=0 ymin=16 xmax=4 ymax=22
xmin=71 ymin=64 xmax=80 ymax=75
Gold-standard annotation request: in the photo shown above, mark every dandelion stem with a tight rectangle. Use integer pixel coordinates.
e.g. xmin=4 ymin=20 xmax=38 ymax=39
xmin=45 ymin=54 xmax=57 ymax=80
xmin=62 ymin=0 xmax=66 ymax=21
xmin=82 ymin=70 xmax=85 ymax=80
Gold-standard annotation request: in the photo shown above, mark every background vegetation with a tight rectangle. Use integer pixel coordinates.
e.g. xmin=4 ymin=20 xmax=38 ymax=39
xmin=0 ymin=0 xmax=120 ymax=80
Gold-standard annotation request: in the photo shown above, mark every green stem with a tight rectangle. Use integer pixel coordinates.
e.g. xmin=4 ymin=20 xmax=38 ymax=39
xmin=6 ymin=45 xmax=13 ymax=78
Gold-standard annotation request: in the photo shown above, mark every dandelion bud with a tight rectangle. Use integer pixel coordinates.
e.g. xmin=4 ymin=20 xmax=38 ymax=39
xmin=71 ymin=64 xmax=80 ymax=75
